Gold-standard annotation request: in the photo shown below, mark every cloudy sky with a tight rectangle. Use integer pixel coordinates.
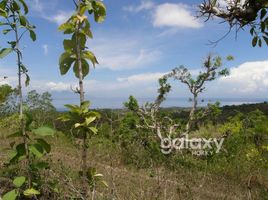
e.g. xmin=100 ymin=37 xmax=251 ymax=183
xmin=0 ymin=0 xmax=268 ymax=108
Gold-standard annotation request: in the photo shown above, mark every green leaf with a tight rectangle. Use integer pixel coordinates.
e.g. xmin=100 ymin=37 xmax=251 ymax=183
xmin=63 ymin=39 xmax=75 ymax=52
xmin=71 ymin=32 xmax=86 ymax=48
xmin=19 ymin=15 xmax=27 ymax=26
xmin=3 ymin=29 xmax=11 ymax=34
xmin=252 ymin=36 xmax=258 ymax=47
xmin=29 ymin=30 xmax=36 ymax=41
xmin=12 ymin=1 xmax=20 ymax=11
xmin=89 ymin=126 xmax=98 ymax=134
xmin=0 ymin=7 xmax=7 ymax=17
xmin=58 ymin=22 xmax=74 ymax=34
xmin=18 ymin=0 xmax=28 ymax=14
xmin=29 ymin=143 xmax=44 ymax=158
xmin=73 ymin=59 xmax=89 ymax=79
xmin=82 ymin=51 xmax=98 ymax=67
xmin=25 ymin=73 xmax=30 ymax=86
xmin=82 ymin=20 xmax=93 ymax=38
xmin=261 ymin=9 xmax=267 ymax=20
xmin=36 ymin=138 xmax=51 ymax=153
xmin=31 ymin=161 xmax=49 ymax=169
xmin=3 ymin=189 xmax=19 ymax=200
xmin=81 ymin=101 xmax=90 ymax=111
xmin=23 ymin=188 xmax=40 ymax=196
xmin=32 ymin=126 xmax=55 ymax=136
xmin=258 ymin=38 xmax=262 ymax=47
xmin=92 ymin=1 xmax=106 ymax=23
xmin=0 ymin=48 xmax=12 ymax=58
xmin=59 ymin=52 xmax=75 ymax=75
xmin=263 ymin=36 xmax=268 ymax=45
xmin=13 ymin=176 xmax=26 ymax=188
xmin=85 ymin=117 xmax=96 ymax=125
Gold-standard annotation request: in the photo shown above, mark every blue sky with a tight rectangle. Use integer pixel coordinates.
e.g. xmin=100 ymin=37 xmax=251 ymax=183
xmin=0 ymin=0 xmax=268 ymax=108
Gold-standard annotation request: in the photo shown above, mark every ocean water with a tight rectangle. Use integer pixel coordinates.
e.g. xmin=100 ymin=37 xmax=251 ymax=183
xmin=54 ymin=97 xmax=268 ymax=111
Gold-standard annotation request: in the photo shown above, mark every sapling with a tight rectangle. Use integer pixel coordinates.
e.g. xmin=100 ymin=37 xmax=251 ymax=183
xmin=0 ymin=0 xmax=36 ymax=187
xmin=58 ymin=0 xmax=106 ymax=197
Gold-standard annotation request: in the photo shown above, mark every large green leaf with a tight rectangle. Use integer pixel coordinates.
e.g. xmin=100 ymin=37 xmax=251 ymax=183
xmin=18 ymin=0 xmax=28 ymax=14
xmin=59 ymin=52 xmax=75 ymax=75
xmin=3 ymin=189 xmax=19 ymax=200
xmin=13 ymin=1 xmax=20 ymax=10
xmin=73 ymin=59 xmax=89 ymax=78
xmin=58 ymin=22 xmax=75 ymax=34
xmin=3 ymin=29 xmax=11 ymax=34
xmin=29 ymin=30 xmax=36 ymax=41
xmin=82 ymin=51 xmax=98 ymax=67
xmin=19 ymin=15 xmax=27 ymax=26
xmin=36 ymin=138 xmax=51 ymax=153
xmin=63 ymin=39 xmax=75 ymax=52
xmin=72 ymin=32 xmax=86 ymax=48
xmin=92 ymin=1 xmax=106 ymax=23
xmin=0 ymin=48 xmax=12 ymax=58
xmin=23 ymin=188 xmax=40 ymax=196
xmin=13 ymin=176 xmax=26 ymax=188
xmin=0 ymin=7 xmax=7 ymax=17
xmin=32 ymin=126 xmax=55 ymax=136
xmin=29 ymin=143 xmax=44 ymax=158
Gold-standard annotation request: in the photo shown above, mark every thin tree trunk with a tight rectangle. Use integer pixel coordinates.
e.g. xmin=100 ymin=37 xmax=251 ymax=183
xmin=13 ymin=13 xmax=31 ymax=187
xmin=75 ymin=19 xmax=88 ymax=197
xmin=186 ymin=93 xmax=197 ymax=134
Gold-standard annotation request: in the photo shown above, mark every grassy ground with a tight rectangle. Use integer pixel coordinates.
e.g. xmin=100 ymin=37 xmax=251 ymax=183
xmin=0 ymin=128 xmax=267 ymax=200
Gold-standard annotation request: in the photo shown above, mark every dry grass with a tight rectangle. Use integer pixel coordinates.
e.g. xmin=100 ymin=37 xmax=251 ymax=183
xmin=0 ymin=131 xmax=265 ymax=200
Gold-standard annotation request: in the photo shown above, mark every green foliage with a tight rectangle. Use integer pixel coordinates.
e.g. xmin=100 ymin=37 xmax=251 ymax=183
xmin=124 ymin=95 xmax=139 ymax=112
xmin=0 ymin=0 xmax=36 ymax=86
xmin=59 ymin=101 xmax=100 ymax=137
xmin=3 ymin=176 xmax=40 ymax=200
xmin=58 ymin=0 xmax=106 ymax=79
xmin=0 ymin=84 xmax=13 ymax=104
xmin=85 ymin=167 xmax=108 ymax=192
xmin=8 ymin=113 xmax=55 ymax=164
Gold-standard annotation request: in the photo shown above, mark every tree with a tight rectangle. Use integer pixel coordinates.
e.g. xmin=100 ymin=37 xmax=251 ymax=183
xmin=58 ymin=0 xmax=106 ymax=197
xmin=199 ymin=0 xmax=268 ymax=46
xmin=25 ymin=90 xmax=56 ymax=126
xmin=0 ymin=84 xmax=13 ymax=104
xmin=0 ymin=0 xmax=36 ymax=188
xmin=164 ymin=55 xmax=232 ymax=134
xmin=124 ymin=77 xmax=179 ymax=141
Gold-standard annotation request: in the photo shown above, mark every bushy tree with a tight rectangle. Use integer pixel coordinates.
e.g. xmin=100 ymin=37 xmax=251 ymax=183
xmin=199 ymin=0 xmax=268 ymax=46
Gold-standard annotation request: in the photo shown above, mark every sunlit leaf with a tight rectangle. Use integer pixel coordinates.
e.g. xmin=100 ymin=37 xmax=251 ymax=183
xmin=32 ymin=126 xmax=55 ymax=136
xmin=23 ymin=188 xmax=40 ymax=196
xmin=3 ymin=189 xmax=18 ymax=200
xmin=13 ymin=176 xmax=26 ymax=188
xmin=0 ymin=48 xmax=12 ymax=58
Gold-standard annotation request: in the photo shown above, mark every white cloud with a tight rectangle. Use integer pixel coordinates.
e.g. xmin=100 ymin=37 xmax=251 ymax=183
xmin=90 ymin=36 xmax=162 ymax=71
xmin=45 ymin=11 xmax=72 ymax=25
xmin=117 ymin=72 xmax=165 ymax=84
xmin=42 ymin=44 xmax=48 ymax=55
xmin=123 ymin=1 xmax=202 ymax=29
xmin=123 ymin=0 xmax=155 ymax=12
xmin=29 ymin=0 xmax=44 ymax=12
xmin=45 ymin=81 xmax=70 ymax=91
xmin=218 ymin=60 xmax=268 ymax=94
xmin=42 ymin=72 xmax=165 ymax=93
xmin=153 ymin=3 xmax=202 ymax=29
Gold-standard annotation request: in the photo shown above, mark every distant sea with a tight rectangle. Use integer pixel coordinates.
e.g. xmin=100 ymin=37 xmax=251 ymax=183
xmin=54 ymin=97 xmax=268 ymax=111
